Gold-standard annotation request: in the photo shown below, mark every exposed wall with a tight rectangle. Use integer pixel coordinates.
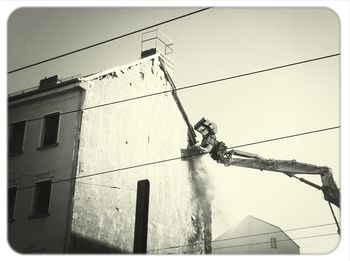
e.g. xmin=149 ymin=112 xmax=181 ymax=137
xmin=70 ymin=55 xmax=211 ymax=254
xmin=8 ymin=87 xmax=84 ymax=253
xmin=212 ymin=216 xmax=300 ymax=254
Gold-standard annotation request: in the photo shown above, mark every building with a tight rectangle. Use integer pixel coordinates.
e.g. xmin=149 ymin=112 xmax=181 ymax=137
xmin=211 ymin=216 xmax=300 ymax=254
xmin=8 ymin=32 xmax=212 ymax=254
xmin=8 ymin=76 xmax=85 ymax=253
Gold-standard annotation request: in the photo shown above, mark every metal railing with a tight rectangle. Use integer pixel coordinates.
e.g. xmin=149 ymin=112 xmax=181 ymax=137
xmin=141 ymin=29 xmax=175 ymax=71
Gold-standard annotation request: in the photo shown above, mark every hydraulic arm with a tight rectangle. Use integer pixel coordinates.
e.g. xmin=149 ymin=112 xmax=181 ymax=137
xmin=193 ymin=117 xmax=340 ymax=208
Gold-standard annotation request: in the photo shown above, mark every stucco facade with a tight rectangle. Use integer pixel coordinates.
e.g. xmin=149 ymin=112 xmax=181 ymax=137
xmin=69 ymin=54 xmax=211 ymax=253
xmin=8 ymin=80 xmax=85 ymax=253
xmin=212 ymin=216 xmax=300 ymax=254
xmin=8 ymin=54 xmax=212 ymax=254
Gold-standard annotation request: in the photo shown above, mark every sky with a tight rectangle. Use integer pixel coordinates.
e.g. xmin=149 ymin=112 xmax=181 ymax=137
xmin=4 ymin=2 xmax=350 ymax=257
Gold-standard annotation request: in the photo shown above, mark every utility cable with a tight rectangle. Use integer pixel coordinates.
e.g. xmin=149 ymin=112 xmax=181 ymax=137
xmin=11 ymin=171 xmax=339 ymax=249
xmin=10 ymin=53 xmax=340 ymax=125
xmin=73 ymin=181 xmax=136 ymax=191
xmin=178 ymin=53 xmax=339 ymax=91
xmin=10 ymin=172 xmax=136 ymax=191
xmin=11 ymin=170 xmax=340 ymax=252
xmin=8 ymin=8 xmax=211 ymax=74
xmin=147 ymin=223 xmax=338 ymax=252
xmin=231 ymin=126 xmax=340 ymax=149
xmin=207 ymin=232 xmax=338 ymax=253
xmin=13 ymin=125 xmax=339 ymax=191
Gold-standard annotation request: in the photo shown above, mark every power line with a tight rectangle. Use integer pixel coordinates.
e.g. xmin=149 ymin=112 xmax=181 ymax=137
xmin=10 ymin=172 xmax=136 ymax=191
xmin=232 ymin=126 xmax=340 ymax=149
xmin=13 ymin=125 xmax=339 ymax=191
xmin=8 ymin=7 xmax=211 ymax=74
xmin=208 ymin=232 xmax=338 ymax=253
xmin=10 ymin=178 xmax=338 ymax=252
xmin=178 ymin=53 xmax=340 ymax=91
xmin=11 ymin=53 xmax=340 ymax=125
xmin=147 ymin=223 xmax=338 ymax=252
xmin=73 ymin=181 xmax=136 ymax=191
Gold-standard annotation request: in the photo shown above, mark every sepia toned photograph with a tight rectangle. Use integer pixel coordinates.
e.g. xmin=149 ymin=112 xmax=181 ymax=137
xmin=7 ymin=6 xmax=342 ymax=255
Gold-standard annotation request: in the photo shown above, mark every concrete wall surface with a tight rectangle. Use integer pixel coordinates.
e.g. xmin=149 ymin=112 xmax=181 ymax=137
xmin=70 ymin=55 xmax=210 ymax=254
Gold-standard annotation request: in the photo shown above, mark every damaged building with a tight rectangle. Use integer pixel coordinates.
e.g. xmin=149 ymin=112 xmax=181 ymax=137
xmin=70 ymin=52 xmax=212 ymax=254
xmin=8 ymin=32 xmax=212 ymax=254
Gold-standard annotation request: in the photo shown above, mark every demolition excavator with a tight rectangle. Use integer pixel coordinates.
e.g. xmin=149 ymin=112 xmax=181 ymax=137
xmin=158 ymin=57 xmax=340 ymax=210
xmin=193 ymin=117 xmax=340 ymax=210
xmin=193 ymin=117 xmax=341 ymax=233
xmin=158 ymin=57 xmax=340 ymax=233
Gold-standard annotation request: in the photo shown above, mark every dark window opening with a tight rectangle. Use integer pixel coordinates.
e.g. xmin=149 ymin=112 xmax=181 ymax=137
xmin=41 ymin=113 xmax=60 ymax=147
xmin=271 ymin=238 xmax=277 ymax=248
xmin=8 ymin=187 xmax=17 ymax=220
xmin=31 ymin=180 xmax=52 ymax=217
xmin=9 ymin=121 xmax=26 ymax=155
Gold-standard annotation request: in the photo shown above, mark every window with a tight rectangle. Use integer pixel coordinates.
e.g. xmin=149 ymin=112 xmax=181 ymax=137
xmin=271 ymin=237 xmax=277 ymax=248
xmin=31 ymin=180 xmax=52 ymax=217
xmin=40 ymin=112 xmax=60 ymax=147
xmin=8 ymin=187 xmax=17 ymax=221
xmin=9 ymin=121 xmax=26 ymax=156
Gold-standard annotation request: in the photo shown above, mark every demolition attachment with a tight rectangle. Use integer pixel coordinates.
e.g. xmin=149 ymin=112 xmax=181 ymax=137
xmin=193 ymin=117 xmax=340 ymax=209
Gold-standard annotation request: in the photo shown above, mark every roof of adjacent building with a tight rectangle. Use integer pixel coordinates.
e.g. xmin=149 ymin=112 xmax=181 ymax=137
xmin=215 ymin=215 xmax=300 ymax=249
xmin=8 ymin=53 xmax=158 ymax=102
xmin=8 ymin=75 xmax=82 ymax=102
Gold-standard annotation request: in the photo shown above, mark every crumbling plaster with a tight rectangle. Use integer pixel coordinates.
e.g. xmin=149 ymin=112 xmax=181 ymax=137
xmin=71 ymin=54 xmax=210 ymax=253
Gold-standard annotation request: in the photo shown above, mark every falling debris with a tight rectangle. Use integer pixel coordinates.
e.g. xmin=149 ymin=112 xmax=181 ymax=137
xmin=187 ymin=155 xmax=213 ymax=254
xmin=140 ymin=72 xmax=145 ymax=80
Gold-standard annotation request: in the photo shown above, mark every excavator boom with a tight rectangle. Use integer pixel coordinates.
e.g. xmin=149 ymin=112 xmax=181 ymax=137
xmin=226 ymin=157 xmax=339 ymax=207
xmin=193 ymin=117 xmax=340 ymax=208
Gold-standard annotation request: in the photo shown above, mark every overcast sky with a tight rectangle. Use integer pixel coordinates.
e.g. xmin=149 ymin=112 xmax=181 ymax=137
xmin=6 ymin=5 xmax=346 ymax=255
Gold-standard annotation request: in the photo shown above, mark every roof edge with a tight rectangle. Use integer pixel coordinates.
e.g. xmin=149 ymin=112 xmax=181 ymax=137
xmin=81 ymin=53 xmax=160 ymax=82
xmin=245 ymin=216 xmax=301 ymax=249
xmin=8 ymin=76 xmax=81 ymax=102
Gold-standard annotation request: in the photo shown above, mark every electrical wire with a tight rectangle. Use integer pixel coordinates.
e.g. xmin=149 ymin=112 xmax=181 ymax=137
xmin=209 ymin=232 xmax=338 ymax=252
xmin=10 ymin=177 xmax=339 ymax=252
xmin=205 ymin=233 xmax=338 ymax=253
xmin=73 ymin=181 xmax=136 ymax=191
xmin=232 ymin=126 xmax=340 ymax=149
xmin=147 ymin=223 xmax=338 ymax=252
xmin=13 ymin=125 xmax=339 ymax=191
xmin=10 ymin=53 xmax=340 ymax=125
xmin=10 ymin=172 xmax=136 ymax=191
xmin=178 ymin=53 xmax=340 ymax=91
xmin=9 ymin=54 xmax=340 ymax=191
xmin=8 ymin=7 xmax=211 ymax=74
xmin=7 ymin=18 xmax=341 ymax=251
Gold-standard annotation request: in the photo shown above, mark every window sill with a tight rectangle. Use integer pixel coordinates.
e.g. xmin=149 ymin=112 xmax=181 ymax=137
xmin=9 ymin=151 xmax=24 ymax=157
xmin=37 ymin=143 xmax=59 ymax=150
xmin=28 ymin=213 xmax=50 ymax=219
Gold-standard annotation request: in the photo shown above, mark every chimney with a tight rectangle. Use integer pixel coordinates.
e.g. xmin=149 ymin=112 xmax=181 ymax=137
xmin=39 ymin=75 xmax=59 ymax=89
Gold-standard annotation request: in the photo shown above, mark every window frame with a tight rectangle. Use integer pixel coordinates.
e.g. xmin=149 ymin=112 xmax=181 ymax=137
xmin=9 ymin=120 xmax=27 ymax=156
xmin=8 ymin=185 xmax=18 ymax=222
xmin=29 ymin=178 xmax=53 ymax=218
xmin=38 ymin=111 xmax=61 ymax=149
xmin=270 ymin=237 xmax=277 ymax=249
